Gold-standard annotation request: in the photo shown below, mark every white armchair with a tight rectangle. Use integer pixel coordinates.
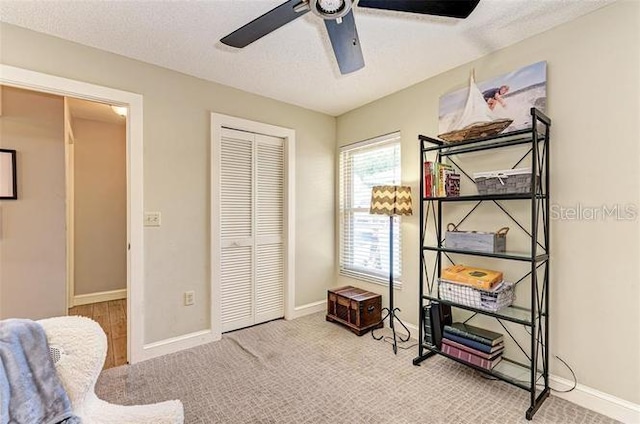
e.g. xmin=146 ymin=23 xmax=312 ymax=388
xmin=38 ymin=316 xmax=184 ymax=424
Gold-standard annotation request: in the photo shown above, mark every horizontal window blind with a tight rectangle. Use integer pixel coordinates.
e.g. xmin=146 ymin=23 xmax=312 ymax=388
xmin=339 ymin=133 xmax=402 ymax=285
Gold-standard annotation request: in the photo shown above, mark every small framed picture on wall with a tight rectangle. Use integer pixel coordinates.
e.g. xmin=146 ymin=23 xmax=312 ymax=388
xmin=0 ymin=149 xmax=17 ymax=200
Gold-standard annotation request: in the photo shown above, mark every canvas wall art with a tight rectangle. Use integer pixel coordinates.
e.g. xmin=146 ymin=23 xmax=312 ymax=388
xmin=438 ymin=61 xmax=547 ymax=141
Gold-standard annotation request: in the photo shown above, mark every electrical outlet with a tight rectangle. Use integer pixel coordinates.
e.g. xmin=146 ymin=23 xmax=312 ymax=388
xmin=144 ymin=212 xmax=161 ymax=227
xmin=184 ymin=290 xmax=195 ymax=306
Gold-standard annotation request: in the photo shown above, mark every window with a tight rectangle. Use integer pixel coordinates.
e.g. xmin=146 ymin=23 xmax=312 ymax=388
xmin=339 ymin=132 xmax=402 ymax=286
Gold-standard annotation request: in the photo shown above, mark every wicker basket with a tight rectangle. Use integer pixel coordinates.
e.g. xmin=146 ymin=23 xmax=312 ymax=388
xmin=439 ymin=279 xmax=515 ymax=312
xmin=473 ymin=168 xmax=533 ymax=195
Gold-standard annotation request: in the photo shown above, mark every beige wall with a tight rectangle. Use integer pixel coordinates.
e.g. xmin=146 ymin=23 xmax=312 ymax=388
xmin=0 ymin=22 xmax=336 ymax=343
xmin=336 ymin=1 xmax=640 ymax=404
xmin=0 ymin=86 xmax=66 ymax=319
xmin=73 ymin=118 xmax=126 ymax=296
xmin=2 ymin=0 xmax=637 ymax=406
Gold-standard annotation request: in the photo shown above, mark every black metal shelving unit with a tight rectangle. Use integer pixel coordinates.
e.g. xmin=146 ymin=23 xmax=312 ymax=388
xmin=413 ymin=108 xmax=551 ymax=420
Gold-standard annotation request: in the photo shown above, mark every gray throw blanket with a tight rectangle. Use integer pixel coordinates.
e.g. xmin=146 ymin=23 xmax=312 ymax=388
xmin=0 ymin=319 xmax=80 ymax=424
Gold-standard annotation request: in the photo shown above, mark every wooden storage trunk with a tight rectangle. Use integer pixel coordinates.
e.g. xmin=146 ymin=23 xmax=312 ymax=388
xmin=445 ymin=224 xmax=508 ymax=253
xmin=326 ymin=286 xmax=383 ymax=336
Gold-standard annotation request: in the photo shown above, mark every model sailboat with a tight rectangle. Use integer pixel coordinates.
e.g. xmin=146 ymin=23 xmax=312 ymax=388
xmin=438 ymin=72 xmax=513 ymax=143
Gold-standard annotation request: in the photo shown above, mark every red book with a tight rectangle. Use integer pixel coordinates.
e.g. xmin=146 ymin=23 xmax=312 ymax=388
xmin=424 ymin=161 xmax=433 ymax=197
xmin=441 ymin=337 xmax=504 ymax=360
xmin=442 ymin=342 xmax=503 ymax=370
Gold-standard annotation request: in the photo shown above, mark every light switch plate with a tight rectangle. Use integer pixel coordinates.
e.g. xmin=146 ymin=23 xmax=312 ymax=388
xmin=184 ymin=291 xmax=195 ymax=306
xmin=144 ymin=212 xmax=161 ymax=227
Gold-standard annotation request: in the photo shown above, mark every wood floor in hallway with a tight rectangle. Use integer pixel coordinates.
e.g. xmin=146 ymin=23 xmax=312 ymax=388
xmin=68 ymin=299 xmax=127 ymax=369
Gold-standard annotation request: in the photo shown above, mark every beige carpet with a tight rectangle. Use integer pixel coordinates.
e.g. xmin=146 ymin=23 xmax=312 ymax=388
xmin=96 ymin=313 xmax=618 ymax=423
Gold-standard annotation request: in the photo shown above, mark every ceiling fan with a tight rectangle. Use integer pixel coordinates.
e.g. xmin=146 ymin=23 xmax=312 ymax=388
xmin=221 ymin=0 xmax=481 ymax=75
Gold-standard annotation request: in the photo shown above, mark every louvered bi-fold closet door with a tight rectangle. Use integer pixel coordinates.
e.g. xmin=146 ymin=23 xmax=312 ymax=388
xmin=220 ymin=129 xmax=254 ymax=332
xmin=255 ymin=134 xmax=285 ymax=324
xmin=219 ymin=128 xmax=284 ymax=333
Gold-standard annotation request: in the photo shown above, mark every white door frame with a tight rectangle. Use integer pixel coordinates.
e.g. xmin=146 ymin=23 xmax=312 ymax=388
xmin=211 ymin=113 xmax=296 ymax=341
xmin=63 ymin=98 xmax=76 ymax=309
xmin=0 ymin=65 xmax=145 ymax=364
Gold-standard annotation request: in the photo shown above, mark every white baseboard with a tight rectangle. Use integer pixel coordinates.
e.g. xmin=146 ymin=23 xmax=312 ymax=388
xmin=140 ymin=300 xmax=326 ymax=362
xmin=290 ymin=300 xmax=325 ymax=319
xmin=141 ymin=329 xmax=215 ymax=362
xmin=401 ymin=320 xmax=639 ymax=422
xmin=72 ymin=288 xmax=126 ymax=306
xmin=549 ymin=375 xmax=640 ymax=423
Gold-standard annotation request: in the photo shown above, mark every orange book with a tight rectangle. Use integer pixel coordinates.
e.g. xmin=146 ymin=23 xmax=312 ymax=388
xmin=441 ymin=265 xmax=503 ymax=291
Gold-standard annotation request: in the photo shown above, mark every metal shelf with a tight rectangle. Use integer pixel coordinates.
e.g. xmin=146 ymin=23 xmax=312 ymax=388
xmin=423 ymin=296 xmax=533 ymax=326
xmin=416 ymin=346 xmax=543 ymax=392
xmin=421 ymin=129 xmax=547 ymax=153
xmin=423 ymin=193 xmax=545 ymax=202
xmin=421 ymin=128 xmax=534 ymax=150
xmin=420 ymin=109 xmax=551 ymax=156
xmin=422 ymin=246 xmax=548 ymax=263
xmin=415 ymin=108 xmax=551 ymax=420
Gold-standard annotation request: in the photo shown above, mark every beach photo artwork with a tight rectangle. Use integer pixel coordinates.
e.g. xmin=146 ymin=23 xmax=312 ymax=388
xmin=438 ymin=61 xmax=547 ymax=142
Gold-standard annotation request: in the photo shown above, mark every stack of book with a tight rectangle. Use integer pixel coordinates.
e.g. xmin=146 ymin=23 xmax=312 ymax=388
xmin=441 ymin=322 xmax=504 ymax=370
xmin=423 ymin=161 xmax=460 ymax=198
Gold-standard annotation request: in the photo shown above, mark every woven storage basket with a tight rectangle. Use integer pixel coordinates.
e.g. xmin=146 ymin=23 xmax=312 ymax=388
xmin=473 ymin=167 xmax=533 ymax=195
xmin=439 ymin=279 xmax=515 ymax=312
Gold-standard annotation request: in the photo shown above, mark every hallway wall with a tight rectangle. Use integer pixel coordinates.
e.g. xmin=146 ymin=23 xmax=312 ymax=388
xmin=73 ymin=117 xmax=127 ymax=296
xmin=0 ymin=85 xmax=66 ymax=319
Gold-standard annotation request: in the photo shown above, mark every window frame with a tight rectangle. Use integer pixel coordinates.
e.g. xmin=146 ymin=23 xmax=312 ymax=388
xmin=338 ymin=132 xmax=403 ymax=287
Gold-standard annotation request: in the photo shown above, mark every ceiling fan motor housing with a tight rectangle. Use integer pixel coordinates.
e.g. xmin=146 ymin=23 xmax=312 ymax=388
xmin=309 ymin=0 xmax=353 ymax=20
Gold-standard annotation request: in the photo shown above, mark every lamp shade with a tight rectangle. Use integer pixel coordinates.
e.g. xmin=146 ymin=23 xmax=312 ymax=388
xmin=369 ymin=185 xmax=413 ymax=216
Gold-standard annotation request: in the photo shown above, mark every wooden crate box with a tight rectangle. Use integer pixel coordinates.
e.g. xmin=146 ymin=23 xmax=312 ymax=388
xmin=445 ymin=224 xmax=508 ymax=253
xmin=326 ymin=286 xmax=383 ymax=336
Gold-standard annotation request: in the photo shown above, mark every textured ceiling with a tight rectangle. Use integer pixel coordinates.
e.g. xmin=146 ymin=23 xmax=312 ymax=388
xmin=0 ymin=0 xmax=615 ymax=116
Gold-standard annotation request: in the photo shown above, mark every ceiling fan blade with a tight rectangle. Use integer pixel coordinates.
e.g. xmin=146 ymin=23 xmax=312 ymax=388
xmin=357 ymin=0 xmax=480 ymax=19
xmin=324 ymin=10 xmax=365 ymax=75
xmin=221 ymin=0 xmax=309 ymax=48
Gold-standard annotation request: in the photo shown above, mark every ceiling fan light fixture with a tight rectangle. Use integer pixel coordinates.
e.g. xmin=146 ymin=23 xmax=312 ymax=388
xmin=310 ymin=0 xmax=352 ymax=20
